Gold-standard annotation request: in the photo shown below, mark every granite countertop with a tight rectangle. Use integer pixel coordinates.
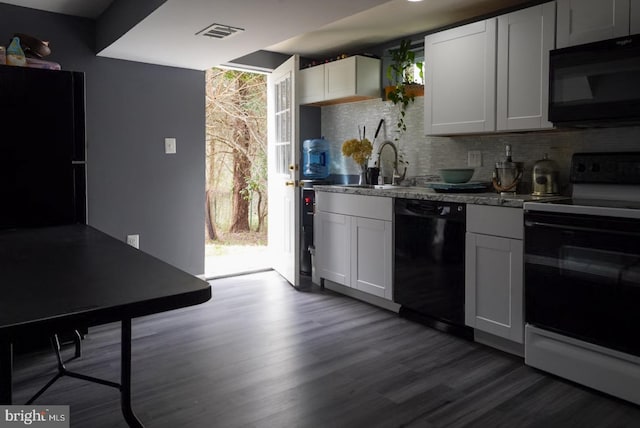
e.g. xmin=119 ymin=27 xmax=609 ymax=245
xmin=314 ymin=184 xmax=568 ymax=208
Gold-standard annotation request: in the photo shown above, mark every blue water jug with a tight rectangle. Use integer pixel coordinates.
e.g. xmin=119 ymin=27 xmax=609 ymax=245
xmin=302 ymin=138 xmax=330 ymax=179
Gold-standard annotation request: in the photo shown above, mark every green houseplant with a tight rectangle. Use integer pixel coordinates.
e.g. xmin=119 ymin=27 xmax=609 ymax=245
xmin=385 ymin=39 xmax=424 ymax=139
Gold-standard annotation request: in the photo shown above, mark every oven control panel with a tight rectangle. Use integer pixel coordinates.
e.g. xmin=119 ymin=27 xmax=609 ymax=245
xmin=571 ymin=152 xmax=640 ymax=184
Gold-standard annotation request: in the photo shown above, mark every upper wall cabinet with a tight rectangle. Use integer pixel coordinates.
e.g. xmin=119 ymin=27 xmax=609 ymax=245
xmin=556 ymin=0 xmax=637 ymax=48
xmin=299 ymin=56 xmax=381 ymax=106
xmin=299 ymin=65 xmax=325 ymax=105
xmin=497 ymin=2 xmax=556 ymax=131
xmin=425 ymin=2 xmax=555 ymax=135
xmin=424 ymin=19 xmax=497 ymax=135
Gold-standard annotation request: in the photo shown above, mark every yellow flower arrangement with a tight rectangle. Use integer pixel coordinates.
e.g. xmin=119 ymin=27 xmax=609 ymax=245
xmin=341 ymin=138 xmax=373 ymax=166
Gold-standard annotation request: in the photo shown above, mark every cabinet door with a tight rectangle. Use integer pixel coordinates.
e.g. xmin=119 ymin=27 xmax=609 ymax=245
xmin=316 ymin=211 xmax=351 ymax=286
xmin=497 ymin=3 xmax=555 ymax=131
xmin=350 ymin=217 xmax=392 ymax=300
xmin=557 ymin=0 xmax=630 ymax=48
xmin=465 ymin=232 xmax=524 ymax=343
xmin=425 ymin=19 xmax=497 ymax=135
xmin=299 ymin=65 xmax=325 ymax=105
xmin=325 ymin=56 xmax=357 ymax=100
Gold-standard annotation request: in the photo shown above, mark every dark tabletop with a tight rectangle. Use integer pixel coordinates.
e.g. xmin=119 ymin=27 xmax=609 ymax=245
xmin=0 ymin=224 xmax=212 ymax=342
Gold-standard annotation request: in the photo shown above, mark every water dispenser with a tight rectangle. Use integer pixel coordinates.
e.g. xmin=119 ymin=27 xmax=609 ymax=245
xmin=302 ymin=138 xmax=330 ymax=179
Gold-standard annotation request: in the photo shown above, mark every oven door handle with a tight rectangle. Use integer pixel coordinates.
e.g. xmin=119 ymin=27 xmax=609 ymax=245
xmin=525 ymin=220 xmax=640 ymax=237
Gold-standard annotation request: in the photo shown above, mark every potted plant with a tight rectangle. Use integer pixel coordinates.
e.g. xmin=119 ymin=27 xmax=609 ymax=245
xmin=385 ymin=39 xmax=424 ymax=139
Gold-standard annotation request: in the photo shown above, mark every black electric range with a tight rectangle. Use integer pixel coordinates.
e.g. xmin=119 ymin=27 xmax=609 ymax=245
xmin=523 ymin=152 xmax=640 ymax=406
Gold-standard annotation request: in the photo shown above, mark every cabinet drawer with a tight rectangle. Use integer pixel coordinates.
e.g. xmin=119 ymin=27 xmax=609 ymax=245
xmin=466 ymin=204 xmax=523 ymax=239
xmin=316 ymin=192 xmax=392 ymax=221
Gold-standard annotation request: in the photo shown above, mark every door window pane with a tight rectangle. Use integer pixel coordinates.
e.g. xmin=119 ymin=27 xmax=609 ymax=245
xmin=275 ymin=74 xmax=291 ymax=176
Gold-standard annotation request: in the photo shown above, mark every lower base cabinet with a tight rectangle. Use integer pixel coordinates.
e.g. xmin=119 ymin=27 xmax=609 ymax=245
xmin=465 ymin=205 xmax=524 ymax=344
xmin=315 ymin=192 xmax=393 ymax=300
xmin=316 ymin=211 xmax=351 ymax=286
xmin=351 ymin=217 xmax=393 ymax=299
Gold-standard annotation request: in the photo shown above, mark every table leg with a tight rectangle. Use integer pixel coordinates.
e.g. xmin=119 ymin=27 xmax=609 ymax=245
xmin=0 ymin=342 xmax=12 ymax=405
xmin=121 ymin=318 xmax=144 ymax=428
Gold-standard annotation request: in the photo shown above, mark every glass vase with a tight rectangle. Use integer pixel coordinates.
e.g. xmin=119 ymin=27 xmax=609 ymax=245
xmin=358 ymin=163 xmax=367 ymax=185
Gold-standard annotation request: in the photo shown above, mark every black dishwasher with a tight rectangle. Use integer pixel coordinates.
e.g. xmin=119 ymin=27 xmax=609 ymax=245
xmin=394 ymin=199 xmax=472 ymax=339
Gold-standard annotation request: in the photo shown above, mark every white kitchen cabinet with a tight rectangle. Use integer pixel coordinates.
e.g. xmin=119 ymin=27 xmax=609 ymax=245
xmin=351 ymin=216 xmax=393 ymax=300
xmin=299 ymin=56 xmax=381 ymax=106
xmin=316 ymin=210 xmax=351 ymax=286
xmin=299 ymin=64 xmax=325 ymax=105
xmin=465 ymin=205 xmax=524 ymax=344
xmin=315 ymin=192 xmax=393 ymax=300
xmin=425 ymin=2 xmax=557 ymax=135
xmin=497 ymin=3 xmax=555 ymax=131
xmin=425 ymin=19 xmax=497 ymax=135
xmin=557 ymin=0 xmax=632 ymax=48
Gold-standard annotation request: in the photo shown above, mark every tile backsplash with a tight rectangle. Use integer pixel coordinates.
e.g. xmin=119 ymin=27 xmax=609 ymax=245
xmin=320 ymin=96 xmax=640 ymax=194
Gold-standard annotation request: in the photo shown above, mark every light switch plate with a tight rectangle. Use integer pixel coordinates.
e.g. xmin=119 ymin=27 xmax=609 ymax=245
xmin=165 ymin=138 xmax=177 ymax=154
xmin=126 ymin=234 xmax=139 ymax=249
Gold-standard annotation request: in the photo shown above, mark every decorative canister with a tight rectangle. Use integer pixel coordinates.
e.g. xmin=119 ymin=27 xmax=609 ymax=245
xmin=532 ymin=153 xmax=560 ymax=196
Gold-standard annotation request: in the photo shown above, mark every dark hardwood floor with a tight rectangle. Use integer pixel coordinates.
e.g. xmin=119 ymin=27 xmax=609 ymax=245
xmin=12 ymin=271 xmax=640 ymax=427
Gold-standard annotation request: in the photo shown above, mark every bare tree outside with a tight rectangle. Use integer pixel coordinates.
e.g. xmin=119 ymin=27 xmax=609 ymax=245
xmin=205 ymin=68 xmax=268 ymax=274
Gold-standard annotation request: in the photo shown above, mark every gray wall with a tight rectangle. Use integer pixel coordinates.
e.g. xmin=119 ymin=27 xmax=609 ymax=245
xmin=1 ymin=4 xmax=206 ymax=275
xmin=321 ymin=96 xmax=640 ymax=194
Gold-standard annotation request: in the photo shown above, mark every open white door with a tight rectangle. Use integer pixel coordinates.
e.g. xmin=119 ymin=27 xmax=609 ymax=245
xmin=267 ymin=55 xmax=300 ymax=287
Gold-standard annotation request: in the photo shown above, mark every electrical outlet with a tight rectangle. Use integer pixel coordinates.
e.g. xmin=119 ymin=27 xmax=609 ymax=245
xmin=468 ymin=151 xmax=482 ymax=167
xmin=126 ymin=234 xmax=139 ymax=249
xmin=164 ymin=138 xmax=177 ymax=154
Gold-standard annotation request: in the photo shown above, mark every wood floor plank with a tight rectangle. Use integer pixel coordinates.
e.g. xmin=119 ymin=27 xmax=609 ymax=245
xmin=10 ymin=271 xmax=640 ymax=427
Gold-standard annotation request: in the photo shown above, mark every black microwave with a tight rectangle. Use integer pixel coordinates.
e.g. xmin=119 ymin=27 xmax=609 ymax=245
xmin=549 ymin=34 xmax=640 ymax=127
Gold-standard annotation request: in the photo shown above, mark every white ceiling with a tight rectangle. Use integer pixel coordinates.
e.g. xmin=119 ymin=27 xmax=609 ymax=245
xmin=2 ymin=0 xmax=535 ymax=70
xmin=270 ymin=0 xmax=534 ymax=58
xmin=97 ymin=0 xmax=393 ymax=70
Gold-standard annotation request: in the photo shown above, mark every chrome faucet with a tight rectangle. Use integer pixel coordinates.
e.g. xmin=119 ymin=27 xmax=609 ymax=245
xmin=377 ymin=140 xmax=407 ymax=185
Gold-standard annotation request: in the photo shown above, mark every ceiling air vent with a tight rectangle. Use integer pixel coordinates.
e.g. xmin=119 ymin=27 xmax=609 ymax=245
xmin=196 ymin=23 xmax=245 ymax=40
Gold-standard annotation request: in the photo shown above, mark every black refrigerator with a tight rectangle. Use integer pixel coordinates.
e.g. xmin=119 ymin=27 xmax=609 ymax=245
xmin=0 ymin=65 xmax=86 ymax=230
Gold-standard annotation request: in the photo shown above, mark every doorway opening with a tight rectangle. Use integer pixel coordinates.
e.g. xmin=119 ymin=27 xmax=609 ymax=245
xmin=204 ymin=68 xmax=269 ymax=278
